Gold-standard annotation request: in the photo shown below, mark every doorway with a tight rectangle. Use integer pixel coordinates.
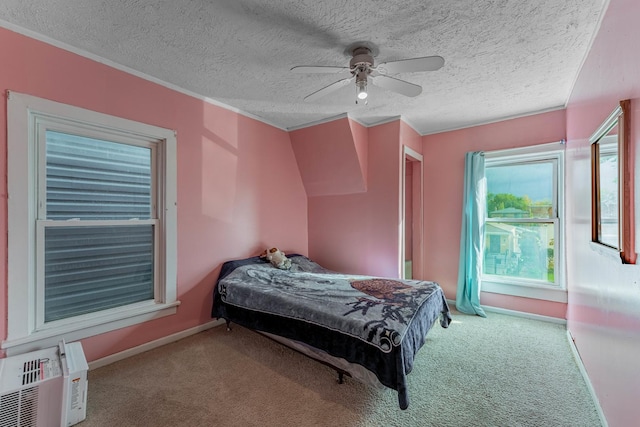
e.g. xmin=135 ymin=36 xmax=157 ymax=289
xmin=401 ymin=147 xmax=423 ymax=279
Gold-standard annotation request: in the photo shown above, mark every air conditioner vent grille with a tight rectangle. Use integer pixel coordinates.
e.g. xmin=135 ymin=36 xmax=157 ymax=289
xmin=22 ymin=360 xmax=41 ymax=386
xmin=0 ymin=391 xmax=19 ymax=427
xmin=0 ymin=387 xmax=39 ymax=427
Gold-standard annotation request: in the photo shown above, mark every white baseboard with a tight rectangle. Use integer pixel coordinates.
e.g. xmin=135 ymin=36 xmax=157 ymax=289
xmin=447 ymin=299 xmax=567 ymax=325
xmin=566 ymin=331 xmax=608 ymax=427
xmin=88 ymin=319 xmax=225 ymax=370
xmin=481 ymin=304 xmax=567 ymax=325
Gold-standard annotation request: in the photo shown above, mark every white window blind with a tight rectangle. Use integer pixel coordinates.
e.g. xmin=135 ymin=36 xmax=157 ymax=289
xmin=41 ymin=131 xmax=156 ymax=322
xmin=44 ymin=225 xmax=154 ymax=321
xmin=45 ymin=131 xmax=153 ymax=220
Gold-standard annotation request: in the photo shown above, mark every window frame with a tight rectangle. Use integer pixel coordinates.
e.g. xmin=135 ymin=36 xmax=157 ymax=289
xmin=4 ymin=91 xmax=179 ymax=356
xmin=590 ymin=99 xmax=636 ymax=264
xmin=481 ymin=143 xmax=566 ymax=303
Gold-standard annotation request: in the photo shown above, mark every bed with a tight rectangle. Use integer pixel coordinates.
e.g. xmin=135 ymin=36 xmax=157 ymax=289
xmin=211 ymin=254 xmax=451 ymax=409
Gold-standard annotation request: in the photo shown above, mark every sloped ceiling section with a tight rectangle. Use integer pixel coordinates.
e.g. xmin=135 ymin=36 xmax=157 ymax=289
xmin=290 ymin=116 xmax=367 ymax=197
xmin=349 ymin=118 xmax=369 ymax=188
xmin=0 ymin=0 xmax=608 ymax=135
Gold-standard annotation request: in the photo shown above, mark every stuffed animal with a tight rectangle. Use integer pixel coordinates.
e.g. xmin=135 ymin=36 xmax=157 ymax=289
xmin=260 ymin=247 xmax=292 ymax=270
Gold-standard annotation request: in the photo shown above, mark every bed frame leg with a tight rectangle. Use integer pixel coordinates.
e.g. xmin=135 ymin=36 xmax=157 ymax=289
xmin=337 ymin=372 xmax=344 ymax=384
xmin=225 ymin=319 xmax=232 ymax=332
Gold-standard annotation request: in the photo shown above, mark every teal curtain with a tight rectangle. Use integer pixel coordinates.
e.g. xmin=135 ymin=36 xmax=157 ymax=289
xmin=456 ymin=151 xmax=487 ymax=317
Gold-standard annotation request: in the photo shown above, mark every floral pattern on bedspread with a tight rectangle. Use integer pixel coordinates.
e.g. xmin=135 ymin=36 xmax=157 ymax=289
xmin=218 ymin=256 xmax=447 ymax=352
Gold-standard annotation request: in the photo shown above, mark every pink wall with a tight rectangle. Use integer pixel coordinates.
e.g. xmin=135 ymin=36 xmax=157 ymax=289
xmin=306 ymin=120 xmax=407 ymax=277
xmin=305 ymin=118 xmax=426 ymax=278
xmin=400 ymin=120 xmax=423 ymax=153
xmin=564 ymin=0 xmax=640 ymax=425
xmin=0 ymin=27 xmax=308 ymax=361
xmin=307 ymin=120 xmax=392 ymax=276
xmin=290 ymin=118 xmax=366 ymax=196
xmin=422 ymin=110 xmax=567 ymax=318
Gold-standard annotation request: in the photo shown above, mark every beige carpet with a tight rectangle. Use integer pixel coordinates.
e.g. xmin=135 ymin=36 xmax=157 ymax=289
xmin=81 ymin=310 xmax=602 ymax=427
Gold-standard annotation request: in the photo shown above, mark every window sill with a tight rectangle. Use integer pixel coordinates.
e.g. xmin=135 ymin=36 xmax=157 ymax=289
xmin=589 ymin=241 xmax=622 ymax=263
xmin=481 ymin=280 xmax=567 ymax=303
xmin=1 ymin=300 xmax=181 ymax=356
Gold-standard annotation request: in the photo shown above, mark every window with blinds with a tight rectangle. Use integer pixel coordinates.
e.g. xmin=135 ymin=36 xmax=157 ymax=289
xmin=40 ymin=131 xmax=156 ymax=323
xmin=7 ymin=91 xmax=177 ymax=354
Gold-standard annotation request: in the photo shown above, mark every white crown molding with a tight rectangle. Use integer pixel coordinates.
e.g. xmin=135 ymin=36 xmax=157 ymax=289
xmin=0 ymin=20 xmax=286 ymax=131
xmin=421 ymin=105 xmax=566 ymax=136
xmin=286 ymin=113 xmax=349 ymax=131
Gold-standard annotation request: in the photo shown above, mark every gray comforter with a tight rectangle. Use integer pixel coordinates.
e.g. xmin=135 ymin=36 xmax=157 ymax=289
xmin=219 ymin=256 xmax=448 ymax=353
xmin=213 ymin=254 xmax=450 ymax=410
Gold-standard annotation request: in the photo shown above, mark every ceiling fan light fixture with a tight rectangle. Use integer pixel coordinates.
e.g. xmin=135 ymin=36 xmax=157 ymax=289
xmin=356 ymin=79 xmax=368 ymax=100
xmin=292 ymin=41 xmax=442 ymax=103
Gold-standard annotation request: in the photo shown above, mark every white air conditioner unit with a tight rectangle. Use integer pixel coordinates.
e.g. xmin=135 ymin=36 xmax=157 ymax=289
xmin=0 ymin=340 xmax=88 ymax=427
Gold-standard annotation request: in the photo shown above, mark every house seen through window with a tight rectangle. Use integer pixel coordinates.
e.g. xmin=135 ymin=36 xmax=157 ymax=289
xmin=483 ymin=150 xmax=563 ymax=289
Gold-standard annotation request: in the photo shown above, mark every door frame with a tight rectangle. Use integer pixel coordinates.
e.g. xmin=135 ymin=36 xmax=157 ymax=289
xmin=401 ymin=146 xmax=424 ymax=279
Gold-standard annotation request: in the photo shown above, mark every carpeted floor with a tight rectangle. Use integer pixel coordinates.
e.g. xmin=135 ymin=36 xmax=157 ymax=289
xmin=81 ymin=310 xmax=603 ymax=426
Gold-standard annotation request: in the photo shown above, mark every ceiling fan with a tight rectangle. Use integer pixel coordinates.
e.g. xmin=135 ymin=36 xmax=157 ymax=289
xmin=290 ymin=42 xmax=444 ymax=103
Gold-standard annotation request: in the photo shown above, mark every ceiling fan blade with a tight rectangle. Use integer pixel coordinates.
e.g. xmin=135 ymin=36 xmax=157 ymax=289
xmin=291 ymin=65 xmax=350 ymax=74
xmin=370 ymin=75 xmax=422 ymax=97
xmin=376 ymin=56 xmax=444 ymax=74
xmin=303 ymin=77 xmax=354 ymax=102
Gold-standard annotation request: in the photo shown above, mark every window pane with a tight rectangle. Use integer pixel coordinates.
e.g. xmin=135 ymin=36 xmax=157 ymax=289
xmin=598 ymin=146 xmax=619 ymax=248
xmin=484 ymin=222 xmax=555 ymax=282
xmin=486 ymin=162 xmax=554 ymax=219
xmin=44 ymin=225 xmax=154 ymax=322
xmin=46 ymin=131 xmax=152 ymax=220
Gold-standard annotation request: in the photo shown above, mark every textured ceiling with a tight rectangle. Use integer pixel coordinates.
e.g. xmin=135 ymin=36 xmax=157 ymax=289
xmin=1 ymin=0 xmax=608 ymax=135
